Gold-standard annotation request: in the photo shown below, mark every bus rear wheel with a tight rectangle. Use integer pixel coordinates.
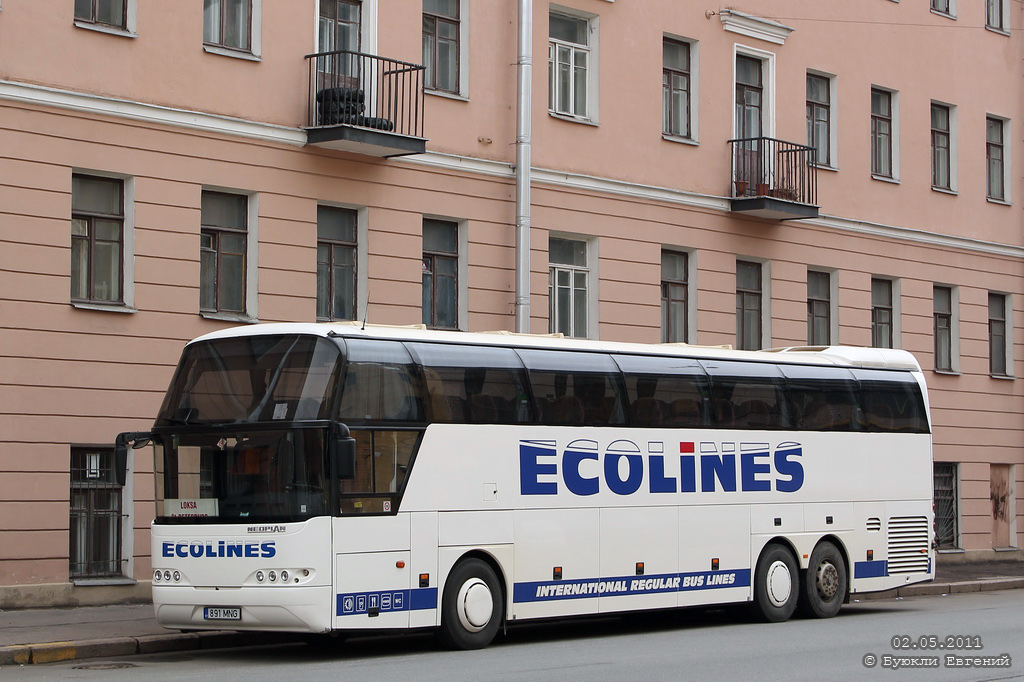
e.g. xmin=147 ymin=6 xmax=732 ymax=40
xmin=438 ymin=558 xmax=503 ymax=650
xmin=750 ymin=543 xmax=799 ymax=622
xmin=799 ymin=541 xmax=847 ymax=618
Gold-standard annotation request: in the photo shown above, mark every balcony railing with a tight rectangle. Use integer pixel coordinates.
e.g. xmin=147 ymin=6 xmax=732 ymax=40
xmin=304 ymin=50 xmax=426 ymax=157
xmin=728 ymin=137 xmax=818 ymax=219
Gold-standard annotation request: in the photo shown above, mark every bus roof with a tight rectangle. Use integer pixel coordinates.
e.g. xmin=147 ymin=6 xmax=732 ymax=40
xmin=190 ymin=322 xmax=923 ymax=372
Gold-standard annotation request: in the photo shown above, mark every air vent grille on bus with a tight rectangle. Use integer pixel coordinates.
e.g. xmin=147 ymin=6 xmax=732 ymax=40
xmin=866 ymin=517 xmax=881 ymax=532
xmin=887 ymin=516 xmax=930 ymax=574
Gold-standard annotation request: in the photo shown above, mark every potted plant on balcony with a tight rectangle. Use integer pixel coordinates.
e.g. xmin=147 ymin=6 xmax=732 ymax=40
xmin=734 ymin=180 xmax=748 ymax=196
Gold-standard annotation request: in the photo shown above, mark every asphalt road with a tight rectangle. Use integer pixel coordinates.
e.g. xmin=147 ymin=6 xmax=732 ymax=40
xmin=7 ymin=590 xmax=1024 ymax=682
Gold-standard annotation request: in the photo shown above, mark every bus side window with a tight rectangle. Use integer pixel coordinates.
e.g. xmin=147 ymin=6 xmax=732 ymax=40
xmin=337 ymin=340 xmax=425 ymax=424
xmin=517 ymin=349 xmax=627 ymax=427
xmin=611 ymin=354 xmax=709 ymax=428
xmin=406 ymin=343 xmax=533 ymax=424
xmin=701 ymin=361 xmax=789 ymax=430
xmin=853 ymin=369 xmax=929 ymax=433
xmin=779 ymin=364 xmax=859 ymax=432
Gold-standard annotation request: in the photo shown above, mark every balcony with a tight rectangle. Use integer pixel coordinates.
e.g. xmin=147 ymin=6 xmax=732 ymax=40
xmin=728 ymin=137 xmax=819 ymax=220
xmin=304 ymin=51 xmax=426 ymax=157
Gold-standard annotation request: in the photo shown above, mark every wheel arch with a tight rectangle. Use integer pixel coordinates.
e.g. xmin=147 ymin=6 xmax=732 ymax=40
xmin=447 ymin=549 xmax=510 ymax=621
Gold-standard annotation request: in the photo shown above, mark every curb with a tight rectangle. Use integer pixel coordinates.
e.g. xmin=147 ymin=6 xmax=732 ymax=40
xmin=854 ymin=577 xmax=1024 ymax=601
xmin=0 ymin=630 xmax=287 ymax=667
xmin=2 ymin=580 xmax=1023 ymax=666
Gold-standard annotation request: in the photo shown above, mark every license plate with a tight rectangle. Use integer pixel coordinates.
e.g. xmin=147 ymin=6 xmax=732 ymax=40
xmin=203 ymin=607 xmax=241 ymax=621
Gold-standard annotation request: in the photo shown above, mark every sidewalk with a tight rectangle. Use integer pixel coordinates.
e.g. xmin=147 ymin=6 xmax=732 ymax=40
xmin=2 ymin=561 xmax=1022 ymax=666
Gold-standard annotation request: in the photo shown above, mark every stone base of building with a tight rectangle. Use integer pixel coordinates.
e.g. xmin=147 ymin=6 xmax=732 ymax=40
xmin=936 ymin=548 xmax=1024 ymax=564
xmin=0 ymin=581 xmax=152 ymax=610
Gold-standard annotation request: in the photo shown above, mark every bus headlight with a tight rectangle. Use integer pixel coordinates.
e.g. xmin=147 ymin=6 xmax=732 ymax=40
xmin=256 ymin=570 xmax=265 ymax=583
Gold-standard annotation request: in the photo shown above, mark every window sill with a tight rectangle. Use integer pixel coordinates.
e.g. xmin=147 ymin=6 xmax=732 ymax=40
xmin=871 ymin=174 xmax=900 ymax=185
xmin=813 ymin=163 xmax=839 ymax=173
xmin=662 ymin=134 xmax=698 ymax=147
xmin=73 ymin=20 xmax=137 ymax=38
xmin=548 ymin=112 xmax=598 ymax=127
xmin=936 ymin=548 xmax=964 ymax=554
xmin=71 ymin=301 xmax=137 ymax=314
xmin=426 ymin=89 xmax=469 ymax=102
xmin=933 ymin=369 xmax=961 ymax=376
xmin=990 ymin=373 xmax=1015 ymax=381
xmin=203 ymin=44 xmax=261 ymax=61
xmin=72 ymin=576 xmax=137 ymax=587
xmin=930 ymin=9 xmax=956 ymax=20
xmin=987 ymin=197 xmax=1011 ymax=207
xmin=984 ymin=25 xmax=1010 ymax=37
xmin=201 ymin=311 xmax=259 ymax=324
xmin=931 ymin=186 xmax=958 ymax=196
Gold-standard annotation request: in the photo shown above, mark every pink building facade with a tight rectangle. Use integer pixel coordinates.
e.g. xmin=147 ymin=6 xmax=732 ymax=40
xmin=0 ymin=0 xmax=1021 ymax=607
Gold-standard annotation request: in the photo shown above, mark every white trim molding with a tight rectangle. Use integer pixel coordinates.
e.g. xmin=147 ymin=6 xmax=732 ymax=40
xmin=719 ymin=10 xmax=793 ymax=45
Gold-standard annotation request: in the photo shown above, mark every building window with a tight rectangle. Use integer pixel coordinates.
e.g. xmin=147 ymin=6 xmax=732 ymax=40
xmin=70 ymin=447 xmax=124 ymax=579
xmin=807 ymin=270 xmax=831 ymax=346
xmin=548 ymin=12 xmax=591 ymax=119
xmin=806 ymin=73 xmax=831 ymax=166
xmin=931 ymin=103 xmax=951 ymax=190
xmin=989 ymin=293 xmax=1008 ymax=376
xmin=74 ymin=0 xmax=126 ymax=28
xmin=871 ymin=88 xmax=893 ymax=178
xmin=986 ymin=0 xmax=1005 ymax=30
xmin=317 ymin=206 xmax=357 ymax=321
xmin=934 ymin=285 xmax=953 ymax=371
xmin=871 ymin=278 xmax=894 ymax=349
xmin=72 ymin=174 xmax=124 ymax=304
xmin=987 ymin=116 xmax=1006 ymax=201
xmin=423 ymin=0 xmax=459 ymax=94
xmin=204 ymin=0 xmax=251 ymax=52
xmin=661 ymin=251 xmax=688 ymax=343
xmin=200 ymin=191 xmax=247 ymax=314
xmin=931 ymin=0 xmax=952 ymax=15
xmin=662 ymin=38 xmax=691 ymax=138
xmin=736 ymin=260 xmax=763 ymax=351
xmin=549 ymin=237 xmax=589 ymax=338
xmin=933 ymin=462 xmax=959 ymax=549
xmin=735 ymin=55 xmax=763 ymax=140
xmin=422 ymin=219 xmax=459 ymax=330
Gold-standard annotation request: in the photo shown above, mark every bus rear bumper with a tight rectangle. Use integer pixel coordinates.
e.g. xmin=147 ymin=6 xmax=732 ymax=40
xmin=153 ymin=585 xmax=333 ymax=634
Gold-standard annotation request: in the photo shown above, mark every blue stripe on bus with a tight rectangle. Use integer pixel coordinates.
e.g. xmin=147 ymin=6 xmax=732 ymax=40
xmin=513 ymin=569 xmax=751 ymax=604
xmin=853 ymin=560 xmax=889 ymax=578
xmin=336 ymin=587 xmax=438 ymax=616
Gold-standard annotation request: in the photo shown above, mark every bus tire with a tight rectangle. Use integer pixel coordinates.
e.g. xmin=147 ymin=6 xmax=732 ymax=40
xmin=799 ymin=541 xmax=847 ymax=618
xmin=438 ymin=558 xmax=503 ymax=650
xmin=750 ymin=543 xmax=799 ymax=622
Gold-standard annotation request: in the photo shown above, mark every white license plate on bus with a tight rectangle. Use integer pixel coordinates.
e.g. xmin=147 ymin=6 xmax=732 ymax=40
xmin=203 ymin=607 xmax=241 ymax=621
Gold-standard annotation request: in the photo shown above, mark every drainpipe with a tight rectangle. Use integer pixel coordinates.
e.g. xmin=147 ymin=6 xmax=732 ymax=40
xmin=514 ymin=0 xmax=533 ymax=333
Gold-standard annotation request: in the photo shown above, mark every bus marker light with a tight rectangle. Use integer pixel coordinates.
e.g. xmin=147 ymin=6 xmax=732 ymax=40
xmin=711 ymin=558 xmax=719 ymax=570
xmin=396 ymin=560 xmax=406 ymax=568
xmin=419 ymin=573 xmax=430 ymax=587
xmin=553 ymin=567 xmax=562 ymax=580
xmin=636 ymin=562 xmax=644 ymax=576
xmin=866 ymin=550 xmax=874 ymax=561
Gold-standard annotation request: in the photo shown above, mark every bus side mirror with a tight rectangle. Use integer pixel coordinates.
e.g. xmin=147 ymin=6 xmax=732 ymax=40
xmin=333 ymin=437 xmax=356 ymax=480
xmin=114 ymin=431 xmax=152 ymax=487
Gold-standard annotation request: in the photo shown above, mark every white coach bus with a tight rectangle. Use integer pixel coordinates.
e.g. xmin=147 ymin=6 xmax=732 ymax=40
xmin=121 ymin=323 xmax=934 ymax=649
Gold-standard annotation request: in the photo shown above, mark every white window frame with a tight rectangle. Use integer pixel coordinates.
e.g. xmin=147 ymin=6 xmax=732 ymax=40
xmin=423 ymin=0 xmax=470 ymax=100
xmin=933 ymin=283 xmax=960 ymax=373
xmin=871 ymin=85 xmax=901 ymax=183
xmin=548 ymin=6 xmax=599 ymax=124
xmin=871 ymin=276 xmax=903 ymax=349
xmin=316 ymin=201 xmax=367 ymax=322
xmin=200 ymin=186 xmax=259 ymax=323
xmin=930 ymin=100 xmax=958 ymax=194
xmin=421 ymin=214 xmax=468 ymax=331
xmin=70 ymin=169 xmax=137 ymax=314
xmin=662 ymin=34 xmax=699 ymax=144
xmin=548 ymin=233 xmax=598 ymax=339
xmin=315 ymin=0 xmax=377 ymax=55
xmin=986 ymin=115 xmax=1011 ymax=204
xmin=806 ymin=69 xmax=838 ymax=170
xmin=733 ymin=45 xmax=776 ymax=140
xmin=986 ymin=0 xmax=1009 ymax=33
xmin=930 ymin=0 xmax=956 ymax=19
xmin=204 ymin=0 xmax=263 ymax=61
xmin=807 ymin=268 xmax=838 ymax=346
xmin=735 ymin=257 xmax=771 ymax=350
xmin=73 ymin=0 xmax=138 ymax=38
xmin=989 ymin=291 xmax=1015 ymax=378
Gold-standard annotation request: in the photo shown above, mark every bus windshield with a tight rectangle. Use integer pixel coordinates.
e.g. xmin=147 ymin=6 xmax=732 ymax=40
xmin=156 ymin=335 xmax=341 ymax=426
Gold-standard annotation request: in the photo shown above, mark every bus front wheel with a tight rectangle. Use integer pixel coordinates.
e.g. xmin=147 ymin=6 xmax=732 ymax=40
xmin=438 ymin=558 xmax=503 ymax=650
xmin=750 ymin=543 xmax=799 ymax=622
xmin=799 ymin=541 xmax=847 ymax=618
